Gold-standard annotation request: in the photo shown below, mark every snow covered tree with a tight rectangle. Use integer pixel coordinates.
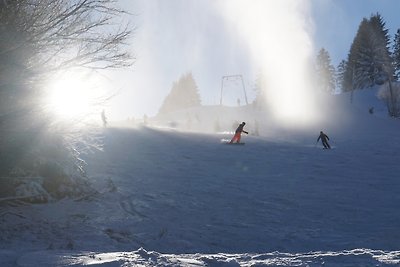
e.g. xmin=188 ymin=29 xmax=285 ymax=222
xmin=393 ymin=29 xmax=400 ymax=80
xmin=368 ymin=14 xmax=393 ymax=81
xmin=378 ymin=81 xmax=400 ymax=117
xmin=336 ymin=60 xmax=348 ymax=93
xmin=0 ymin=0 xmax=133 ymax=200
xmin=344 ymin=14 xmax=393 ymax=90
xmin=341 ymin=19 xmax=367 ymax=92
xmin=1 ymin=0 xmax=132 ymax=133
xmin=159 ymin=72 xmax=201 ymax=114
xmin=315 ymin=48 xmax=336 ymax=93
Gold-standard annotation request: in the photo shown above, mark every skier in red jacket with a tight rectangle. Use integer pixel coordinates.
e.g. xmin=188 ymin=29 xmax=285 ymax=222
xmin=230 ymin=122 xmax=248 ymax=143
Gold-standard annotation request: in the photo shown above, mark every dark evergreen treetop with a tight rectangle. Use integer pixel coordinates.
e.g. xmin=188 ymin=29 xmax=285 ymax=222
xmin=158 ymin=72 xmax=201 ymax=114
xmin=343 ymin=13 xmax=393 ymax=91
xmin=393 ymin=29 xmax=400 ymax=80
xmin=336 ymin=60 xmax=348 ymax=93
xmin=316 ymin=48 xmax=336 ymax=93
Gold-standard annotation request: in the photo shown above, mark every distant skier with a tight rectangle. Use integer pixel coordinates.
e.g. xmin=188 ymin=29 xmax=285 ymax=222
xmin=101 ymin=109 xmax=107 ymax=128
xmin=317 ymin=130 xmax=331 ymax=149
xmin=230 ymin=122 xmax=248 ymax=143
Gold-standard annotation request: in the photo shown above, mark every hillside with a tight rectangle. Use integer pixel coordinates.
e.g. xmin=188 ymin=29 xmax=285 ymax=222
xmin=1 ymin=89 xmax=400 ymax=266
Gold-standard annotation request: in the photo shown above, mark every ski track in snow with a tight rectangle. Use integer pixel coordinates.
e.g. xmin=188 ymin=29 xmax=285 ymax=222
xmin=2 ymin=91 xmax=400 ymax=265
xmin=87 ymin=127 xmax=400 ymax=253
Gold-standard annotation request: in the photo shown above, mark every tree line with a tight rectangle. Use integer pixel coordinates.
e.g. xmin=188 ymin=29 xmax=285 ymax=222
xmin=297 ymin=13 xmax=400 ymax=117
xmin=162 ymin=14 xmax=400 ymax=117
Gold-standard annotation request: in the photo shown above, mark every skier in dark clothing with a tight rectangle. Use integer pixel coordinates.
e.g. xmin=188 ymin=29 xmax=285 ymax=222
xmin=230 ymin=122 xmax=248 ymax=143
xmin=317 ymin=130 xmax=331 ymax=149
xmin=101 ymin=109 xmax=107 ymax=127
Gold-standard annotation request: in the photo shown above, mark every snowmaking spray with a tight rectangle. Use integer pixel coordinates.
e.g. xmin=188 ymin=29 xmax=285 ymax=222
xmin=217 ymin=0 xmax=321 ymax=129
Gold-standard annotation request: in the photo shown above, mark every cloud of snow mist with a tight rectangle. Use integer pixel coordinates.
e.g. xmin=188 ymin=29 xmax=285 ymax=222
xmin=218 ymin=0 xmax=320 ymax=127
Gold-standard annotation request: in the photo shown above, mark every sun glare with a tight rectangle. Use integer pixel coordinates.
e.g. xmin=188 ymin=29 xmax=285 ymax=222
xmin=46 ymin=71 xmax=103 ymax=120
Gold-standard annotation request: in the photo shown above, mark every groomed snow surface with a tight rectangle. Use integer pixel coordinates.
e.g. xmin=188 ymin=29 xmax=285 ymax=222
xmin=1 ymin=89 xmax=400 ymax=266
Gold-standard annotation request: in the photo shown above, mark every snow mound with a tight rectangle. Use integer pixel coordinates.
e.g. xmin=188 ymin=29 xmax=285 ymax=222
xmin=14 ymin=248 xmax=400 ymax=266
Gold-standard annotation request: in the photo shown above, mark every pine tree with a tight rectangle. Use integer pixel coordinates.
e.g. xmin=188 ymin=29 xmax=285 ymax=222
xmin=336 ymin=60 xmax=347 ymax=93
xmin=344 ymin=14 xmax=393 ymax=90
xmin=344 ymin=18 xmax=370 ymax=90
xmin=159 ymin=72 xmax=201 ymax=114
xmin=368 ymin=13 xmax=393 ymax=83
xmin=393 ymin=29 xmax=400 ymax=80
xmin=315 ymin=48 xmax=336 ymax=93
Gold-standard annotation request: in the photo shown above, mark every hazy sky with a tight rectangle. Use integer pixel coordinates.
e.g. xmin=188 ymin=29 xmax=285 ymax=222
xmin=106 ymin=0 xmax=400 ymax=120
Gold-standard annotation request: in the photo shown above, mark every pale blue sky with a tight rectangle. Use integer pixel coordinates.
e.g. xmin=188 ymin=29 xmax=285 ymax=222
xmin=311 ymin=0 xmax=400 ymax=66
xmin=107 ymin=0 xmax=400 ymax=120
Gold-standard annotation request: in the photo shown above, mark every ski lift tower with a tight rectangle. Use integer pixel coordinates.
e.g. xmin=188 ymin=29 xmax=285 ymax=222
xmin=220 ymin=74 xmax=249 ymax=106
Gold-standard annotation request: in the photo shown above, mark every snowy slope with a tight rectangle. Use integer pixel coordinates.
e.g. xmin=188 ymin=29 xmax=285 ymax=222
xmin=1 ymin=90 xmax=400 ymax=266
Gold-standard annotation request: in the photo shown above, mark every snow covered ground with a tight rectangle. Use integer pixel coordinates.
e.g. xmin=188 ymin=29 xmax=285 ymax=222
xmin=1 ymin=89 xmax=400 ymax=266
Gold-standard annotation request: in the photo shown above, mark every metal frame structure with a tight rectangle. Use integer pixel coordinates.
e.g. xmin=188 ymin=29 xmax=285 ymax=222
xmin=220 ymin=74 xmax=248 ymax=106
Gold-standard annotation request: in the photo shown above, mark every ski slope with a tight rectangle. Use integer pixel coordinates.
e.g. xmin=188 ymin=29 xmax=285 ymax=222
xmin=1 ymin=89 xmax=400 ymax=266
